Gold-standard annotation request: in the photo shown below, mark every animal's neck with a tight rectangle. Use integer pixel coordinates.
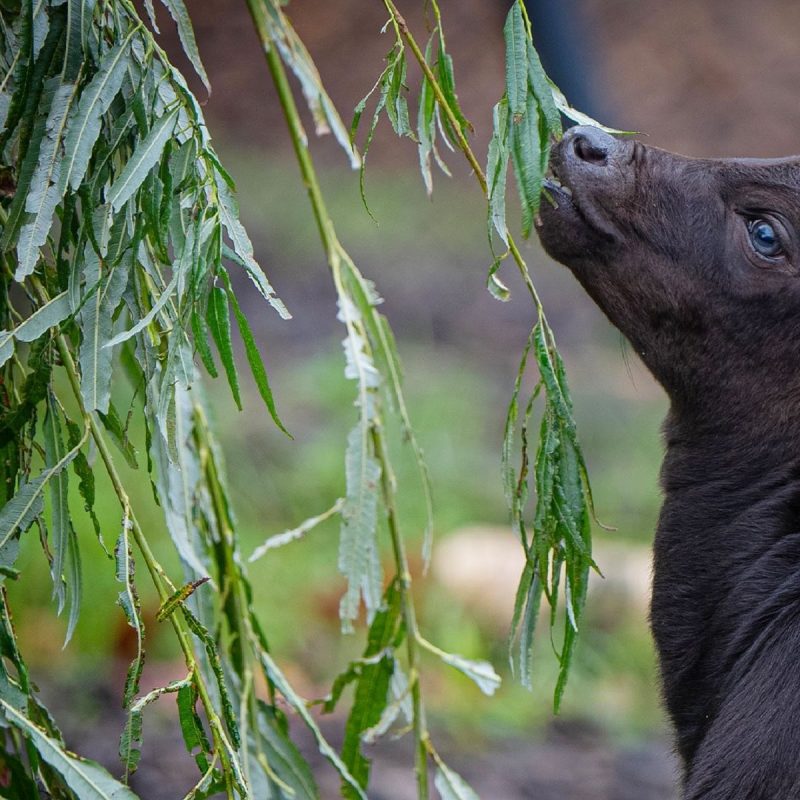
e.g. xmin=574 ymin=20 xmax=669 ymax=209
xmin=652 ymin=406 xmax=800 ymax=763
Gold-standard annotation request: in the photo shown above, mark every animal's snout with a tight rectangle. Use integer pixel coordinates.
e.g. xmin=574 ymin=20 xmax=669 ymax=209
xmin=562 ymin=125 xmax=621 ymax=169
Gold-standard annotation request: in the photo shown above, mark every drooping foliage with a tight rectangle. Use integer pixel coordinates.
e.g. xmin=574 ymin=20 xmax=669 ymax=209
xmin=0 ymin=0 xmax=613 ymax=797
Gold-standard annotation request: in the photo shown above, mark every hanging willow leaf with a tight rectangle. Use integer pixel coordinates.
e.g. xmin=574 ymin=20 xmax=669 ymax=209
xmin=434 ymin=760 xmax=481 ymax=800
xmin=60 ymin=33 xmax=133 ymax=191
xmin=115 ymin=509 xmax=145 ymax=718
xmin=16 ymin=79 xmax=78 ymax=281
xmin=249 ymin=498 xmax=343 ymax=562
xmin=509 ymin=90 xmax=542 ymax=237
xmin=339 ymin=580 xmax=403 ymax=797
xmin=106 ymin=107 xmax=178 ymax=212
xmin=0 ymin=699 xmax=140 ymax=799
xmin=503 ymin=1 xmax=527 ymax=120
xmin=259 ymin=1 xmax=360 ymax=168
xmin=257 ymin=648 xmax=368 ymax=800
xmin=79 ymin=246 xmax=131 ymax=414
xmin=44 ymin=393 xmax=81 ymax=645
xmin=486 ymin=98 xmax=510 ymax=246
xmin=216 ymin=180 xmax=290 ymax=319
xmin=63 ymin=0 xmax=95 ymax=83
xmin=157 ymin=0 xmax=210 ymax=94
xmin=206 ymin=284 xmax=241 ymax=410
xmin=338 ymin=424 xmax=382 ymax=632
xmin=0 ymin=434 xmax=81 ymax=576
xmin=219 ymin=268 xmax=289 ymax=435
xmin=13 ymin=290 xmax=71 ymax=343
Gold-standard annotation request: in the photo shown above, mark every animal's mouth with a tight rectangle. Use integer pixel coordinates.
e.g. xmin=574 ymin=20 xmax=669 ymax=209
xmin=538 ymin=156 xmax=618 ymax=242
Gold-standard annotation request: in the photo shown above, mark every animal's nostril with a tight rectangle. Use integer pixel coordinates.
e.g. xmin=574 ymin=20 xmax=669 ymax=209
xmin=573 ymin=134 xmax=608 ymax=166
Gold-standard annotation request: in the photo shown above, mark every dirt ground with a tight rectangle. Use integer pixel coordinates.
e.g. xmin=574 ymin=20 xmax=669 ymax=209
xmin=46 ymin=676 xmax=678 ymax=799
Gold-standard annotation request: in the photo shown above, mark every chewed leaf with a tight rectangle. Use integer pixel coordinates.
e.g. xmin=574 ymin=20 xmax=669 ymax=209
xmin=338 ymin=425 xmax=382 ymax=631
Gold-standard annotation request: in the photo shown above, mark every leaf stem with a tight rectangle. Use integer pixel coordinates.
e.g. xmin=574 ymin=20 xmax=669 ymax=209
xmin=244 ymin=3 xmax=432 ymax=794
xmin=371 ymin=424 xmax=430 ymax=798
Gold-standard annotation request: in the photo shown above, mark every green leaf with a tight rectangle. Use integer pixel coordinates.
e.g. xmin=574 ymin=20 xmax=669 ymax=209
xmin=14 ymin=290 xmax=71 ymax=343
xmin=177 ymin=683 xmax=212 ymax=775
xmin=0 ymin=437 xmax=80 ymax=577
xmin=434 ymin=760 xmax=480 ymax=800
xmin=156 ymin=576 xmax=210 ymax=622
xmin=221 ymin=270 xmax=289 ymax=436
xmin=114 ymin=510 xmax=145 ymax=712
xmin=340 ymin=580 xmax=403 ymax=796
xmin=106 ymin=108 xmax=178 ymax=212
xmin=548 ymin=80 xmax=633 ymax=134
xmin=251 ymin=702 xmax=320 ymax=800
xmin=257 ymin=649 xmax=368 ymax=800
xmin=509 ymin=90 xmax=542 ymax=236
xmin=436 ymin=651 xmax=501 ymax=697
xmin=486 ymin=98 xmax=510 ymax=245
xmin=61 ymin=33 xmax=133 ymax=191
xmin=434 ymin=35 xmax=469 ymax=142
xmin=216 ymin=174 xmax=290 ymax=319
xmin=44 ymin=394 xmax=81 ymax=645
xmin=338 ymin=425 xmax=382 ymax=632
xmin=503 ymin=2 xmax=528 ymax=119
xmin=181 ymin=609 xmax=241 ymax=751
xmin=63 ymin=0 xmax=94 ymax=82
xmin=526 ymin=40 xmax=560 ymax=135
xmin=97 ymin=402 xmax=138 ymax=470
xmin=191 ymin=309 xmax=218 ymax=378
xmin=64 ymin=416 xmax=104 ymax=547
xmin=102 ymin=266 xmax=177 ymax=351
xmin=157 ymin=0 xmax=210 ymax=93
xmin=0 ymin=699 xmax=140 ymax=799
xmin=206 ymin=285 xmax=241 ymax=410
xmin=79 ymin=244 xmax=131 ymax=413
xmin=16 ymin=79 xmax=79 ymax=281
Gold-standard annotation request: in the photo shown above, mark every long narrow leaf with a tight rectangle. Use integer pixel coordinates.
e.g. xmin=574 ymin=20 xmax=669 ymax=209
xmin=106 ymin=108 xmax=178 ymax=212
xmin=0 ymin=699 xmax=140 ymax=799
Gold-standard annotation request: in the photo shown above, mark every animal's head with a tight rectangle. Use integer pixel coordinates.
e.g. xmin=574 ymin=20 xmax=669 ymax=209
xmin=536 ymin=126 xmax=800 ymax=423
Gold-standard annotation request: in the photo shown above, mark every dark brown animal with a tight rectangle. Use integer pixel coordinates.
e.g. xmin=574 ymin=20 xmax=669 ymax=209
xmin=536 ymin=126 xmax=800 ymax=799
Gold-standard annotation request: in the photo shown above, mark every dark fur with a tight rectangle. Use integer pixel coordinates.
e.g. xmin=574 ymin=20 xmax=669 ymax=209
xmin=536 ymin=126 xmax=800 ymax=799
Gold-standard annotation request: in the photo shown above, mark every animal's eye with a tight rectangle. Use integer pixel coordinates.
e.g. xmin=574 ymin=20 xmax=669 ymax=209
xmin=747 ymin=218 xmax=783 ymax=258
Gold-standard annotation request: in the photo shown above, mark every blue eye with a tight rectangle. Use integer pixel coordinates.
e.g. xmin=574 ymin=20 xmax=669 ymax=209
xmin=748 ymin=219 xmax=783 ymax=258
